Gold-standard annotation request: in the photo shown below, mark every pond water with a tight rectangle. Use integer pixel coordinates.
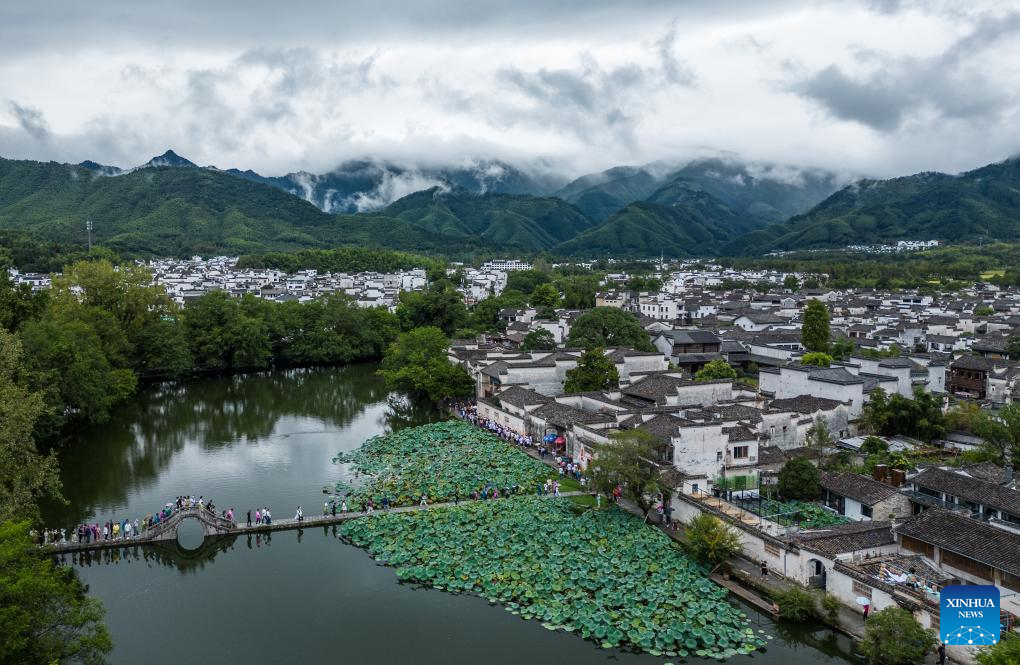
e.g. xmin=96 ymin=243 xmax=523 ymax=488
xmin=45 ymin=364 xmax=864 ymax=665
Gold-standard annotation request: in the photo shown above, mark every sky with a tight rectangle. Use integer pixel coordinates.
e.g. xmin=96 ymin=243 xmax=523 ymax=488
xmin=1 ymin=0 xmax=1019 ymax=180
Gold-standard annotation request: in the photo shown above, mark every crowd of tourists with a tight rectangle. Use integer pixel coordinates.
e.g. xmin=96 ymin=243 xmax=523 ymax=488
xmin=42 ymin=495 xmax=236 ymax=546
xmin=452 ymin=401 xmax=563 ymax=458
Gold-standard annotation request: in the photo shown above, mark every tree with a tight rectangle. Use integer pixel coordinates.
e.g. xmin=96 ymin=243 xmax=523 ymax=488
xmin=182 ymin=292 xmax=272 ymax=371
xmin=566 ymin=307 xmax=654 ymax=351
xmin=976 ymin=634 xmax=1020 ymax=665
xmin=587 ymin=429 xmax=670 ymax=520
xmin=395 ymin=280 xmax=469 ymax=336
xmin=521 ymin=328 xmax=556 ymax=351
xmin=0 ymin=330 xmax=63 ymax=525
xmin=505 ymin=270 xmax=551 ymax=295
xmin=0 ymin=521 xmax=113 ymax=665
xmin=625 ymin=275 xmax=662 ymax=292
xmin=861 ymin=388 xmax=946 ymax=442
xmin=860 ymin=436 xmax=889 ymax=456
xmin=556 ymin=275 xmax=600 ymax=309
xmin=529 ymin=283 xmax=560 ymax=309
xmin=801 ymin=352 xmax=833 ymax=367
xmin=972 ymin=404 xmax=1020 ymax=464
xmin=778 ymin=457 xmax=820 ymax=500
xmin=830 ymin=337 xmax=856 ymax=360
xmin=564 ymin=347 xmax=619 ymax=393
xmin=783 ymin=275 xmax=800 ymax=291
xmin=379 ymin=327 xmax=474 ymax=402
xmin=805 ymin=416 xmax=834 ymax=462
xmin=1007 ymin=335 xmax=1020 ymax=362
xmin=694 ymin=359 xmax=737 ymax=382
xmin=772 ymin=588 xmax=818 ymax=621
xmin=802 ymin=299 xmax=830 ymax=352
xmin=859 ymin=607 xmax=935 ymax=665
xmin=684 ymin=514 xmax=742 ymax=567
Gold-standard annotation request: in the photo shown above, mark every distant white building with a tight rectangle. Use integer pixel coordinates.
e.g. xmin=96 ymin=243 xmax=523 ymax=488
xmin=481 ymin=259 xmax=532 ymax=272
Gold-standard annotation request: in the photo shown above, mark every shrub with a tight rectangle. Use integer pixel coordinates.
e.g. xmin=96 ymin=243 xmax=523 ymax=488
xmin=772 ymin=587 xmax=818 ymax=622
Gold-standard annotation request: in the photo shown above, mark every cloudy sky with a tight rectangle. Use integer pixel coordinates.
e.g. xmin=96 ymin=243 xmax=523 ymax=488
xmin=1 ymin=0 xmax=1019 ymax=179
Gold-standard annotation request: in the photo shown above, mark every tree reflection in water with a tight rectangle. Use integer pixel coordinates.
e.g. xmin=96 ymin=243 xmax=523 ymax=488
xmin=44 ymin=364 xmax=441 ymax=526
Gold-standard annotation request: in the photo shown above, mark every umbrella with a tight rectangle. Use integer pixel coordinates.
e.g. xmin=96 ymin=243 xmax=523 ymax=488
xmin=855 ymin=597 xmax=871 ymax=606
xmin=554 ymin=436 xmax=566 ymax=445
xmin=544 ymin=433 xmax=556 ymax=443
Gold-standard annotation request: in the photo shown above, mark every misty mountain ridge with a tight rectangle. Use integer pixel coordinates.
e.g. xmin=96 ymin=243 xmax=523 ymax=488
xmin=16 ymin=150 xmax=1020 ymax=259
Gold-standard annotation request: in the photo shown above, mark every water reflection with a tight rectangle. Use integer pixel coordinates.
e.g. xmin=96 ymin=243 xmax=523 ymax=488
xmin=44 ymin=364 xmax=441 ymax=527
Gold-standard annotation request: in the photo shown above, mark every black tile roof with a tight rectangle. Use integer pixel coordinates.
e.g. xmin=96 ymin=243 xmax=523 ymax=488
xmin=820 ymin=471 xmax=899 ymax=505
xmin=768 ymin=395 xmax=843 ymax=414
xmin=790 ymin=520 xmax=895 ymax=558
xmin=911 ymin=467 xmax=1020 ymax=516
xmin=894 ymin=508 xmax=1020 ymax=577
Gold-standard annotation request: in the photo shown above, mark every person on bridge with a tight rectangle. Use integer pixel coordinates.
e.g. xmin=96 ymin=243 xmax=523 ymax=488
xmin=255 ymin=508 xmax=262 ymax=524
xmin=247 ymin=510 xmax=252 ymax=527
xmin=420 ymin=494 xmax=428 ymax=506
xmin=323 ymin=502 xmax=329 ymax=517
xmin=382 ymin=496 xmax=390 ymax=511
xmin=295 ymin=506 xmax=304 ymax=522
xmin=331 ymin=501 xmax=337 ymax=517
xmin=341 ymin=498 xmax=348 ymax=513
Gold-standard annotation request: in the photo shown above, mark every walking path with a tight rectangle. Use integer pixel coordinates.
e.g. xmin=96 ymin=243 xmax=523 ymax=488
xmin=45 ymin=491 xmax=585 ymax=554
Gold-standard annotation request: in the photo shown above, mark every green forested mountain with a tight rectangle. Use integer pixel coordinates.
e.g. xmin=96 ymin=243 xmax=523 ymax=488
xmin=0 ymin=158 xmax=487 ymax=257
xmin=382 ymin=188 xmax=597 ymax=251
xmin=553 ymin=198 xmax=769 ymax=257
xmin=727 ymin=157 xmax=1020 ymax=254
xmin=555 ymin=167 xmax=661 ymax=222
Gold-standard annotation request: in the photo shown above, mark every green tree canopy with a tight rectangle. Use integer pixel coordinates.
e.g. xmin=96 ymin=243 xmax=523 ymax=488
xmin=395 ymin=280 xmax=469 ymax=336
xmin=0 ymin=330 xmax=63 ymax=525
xmin=379 ymin=327 xmax=474 ymax=402
xmin=587 ymin=429 xmax=670 ymax=520
xmin=504 ymin=270 xmax=551 ymax=295
xmin=976 ymin=633 xmax=1020 ymax=665
xmin=861 ymin=388 xmax=946 ymax=442
xmin=801 ymin=299 xmax=830 ymax=353
xmin=555 ymin=275 xmax=600 ymax=309
xmin=694 ymin=359 xmax=737 ymax=382
xmin=566 ymin=307 xmax=654 ymax=351
xmin=860 ymin=435 xmax=889 ymax=456
xmin=0 ymin=521 xmax=113 ymax=665
xmin=783 ymin=275 xmax=800 ymax=290
xmin=859 ymin=607 xmax=935 ymax=665
xmin=778 ymin=457 xmax=820 ymax=500
xmin=971 ymin=403 xmax=1020 ymax=464
xmin=684 ymin=514 xmax=742 ymax=567
xmin=563 ymin=347 xmax=620 ymax=393
xmin=801 ymin=352 xmax=833 ymax=367
xmin=529 ymin=283 xmax=560 ymax=309
xmin=521 ymin=328 xmax=556 ymax=351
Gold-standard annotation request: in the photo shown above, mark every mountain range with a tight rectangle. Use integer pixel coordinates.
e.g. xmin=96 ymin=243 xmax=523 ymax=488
xmin=2 ymin=149 xmax=1019 ymax=258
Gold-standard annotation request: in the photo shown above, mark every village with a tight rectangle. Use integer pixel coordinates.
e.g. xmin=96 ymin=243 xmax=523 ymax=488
xmin=9 ymin=254 xmax=1020 ymax=663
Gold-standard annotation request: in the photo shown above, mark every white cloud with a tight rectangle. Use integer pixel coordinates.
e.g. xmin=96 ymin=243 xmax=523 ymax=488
xmin=0 ymin=1 xmax=1018 ymax=179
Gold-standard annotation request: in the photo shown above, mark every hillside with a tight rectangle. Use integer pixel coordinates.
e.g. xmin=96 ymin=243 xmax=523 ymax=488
xmin=382 ymin=188 xmax=597 ymax=251
xmin=555 ymin=158 xmax=841 ymax=224
xmin=553 ymin=197 xmax=769 ymax=257
xmin=729 ymin=158 xmax=1020 ymax=254
xmin=0 ymin=158 xmax=485 ymax=257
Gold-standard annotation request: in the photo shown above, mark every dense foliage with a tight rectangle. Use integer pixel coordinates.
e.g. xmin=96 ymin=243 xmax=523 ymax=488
xmin=587 ymin=430 xmax=670 ymax=519
xmin=695 ymin=359 xmax=737 ymax=382
xmin=235 ymin=247 xmax=444 ymax=274
xmin=563 ymin=347 xmax=620 ymax=393
xmin=331 ymin=421 xmax=555 ymax=506
xmin=378 ymin=328 xmax=474 ymax=402
xmin=0 ymin=330 xmax=63 ymax=524
xmin=859 ymin=607 xmax=936 ymax=665
xmin=801 ymin=300 xmax=830 ymax=353
xmin=683 ymin=514 xmax=742 ymax=567
xmin=757 ymin=499 xmax=850 ymax=528
xmin=777 ymin=458 xmax=821 ymax=501
xmin=395 ymin=280 xmax=469 ymax=337
xmin=0 ymin=521 xmax=113 ymax=665
xmin=566 ymin=307 xmax=654 ymax=351
xmin=861 ymin=388 xmax=947 ymax=442
xmin=0 ymin=261 xmax=402 ymax=436
xmin=340 ymin=498 xmax=767 ymax=659
xmin=521 ymin=328 xmax=556 ymax=351
xmin=975 ymin=633 xmax=1020 ymax=665
xmin=771 ymin=588 xmax=818 ymax=622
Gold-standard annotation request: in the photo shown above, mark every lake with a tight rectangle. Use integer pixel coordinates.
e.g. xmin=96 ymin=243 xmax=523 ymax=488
xmin=45 ymin=364 xmax=864 ymax=665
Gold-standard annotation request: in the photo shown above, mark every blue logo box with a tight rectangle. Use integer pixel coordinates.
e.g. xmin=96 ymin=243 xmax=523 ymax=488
xmin=940 ymin=585 xmax=1000 ymax=646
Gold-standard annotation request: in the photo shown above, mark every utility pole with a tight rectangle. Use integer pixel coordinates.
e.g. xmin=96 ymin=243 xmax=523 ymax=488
xmin=86 ymin=219 xmax=93 ymax=253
